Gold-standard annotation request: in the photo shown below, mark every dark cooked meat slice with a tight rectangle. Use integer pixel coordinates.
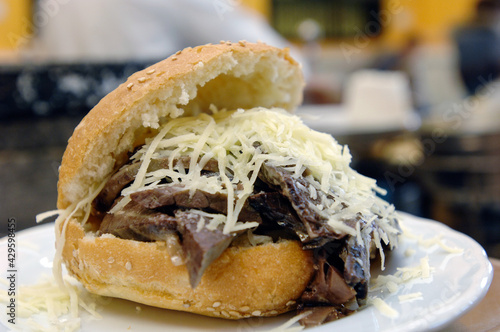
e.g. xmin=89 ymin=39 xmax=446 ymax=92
xmin=300 ymin=257 xmax=356 ymax=305
xmin=130 ymin=185 xmax=262 ymax=223
xmin=131 ymin=185 xmax=197 ymax=209
xmin=343 ymin=236 xmax=370 ymax=303
xmin=298 ymin=306 xmax=349 ymax=327
xmin=94 ymin=151 xmax=378 ymax=319
xmin=248 ymin=192 xmax=309 ymax=242
xmin=175 ymin=210 xmax=239 ymax=288
xmin=258 ymin=163 xmax=344 ymax=240
xmin=93 ymin=156 xmax=220 ymax=212
xmin=93 ymin=162 xmax=141 ymax=212
xmin=99 ymin=200 xmax=177 ymax=241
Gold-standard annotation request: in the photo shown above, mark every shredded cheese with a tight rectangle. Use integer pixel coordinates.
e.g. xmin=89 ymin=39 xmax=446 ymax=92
xmin=118 ymin=108 xmax=399 ymax=239
xmin=0 ymin=275 xmax=101 ymax=332
xmin=398 ymin=292 xmax=423 ymax=303
xmin=367 ymin=297 xmax=399 ymax=319
xmin=371 ymin=256 xmax=433 ymax=293
xmin=401 ymin=225 xmax=463 ymax=254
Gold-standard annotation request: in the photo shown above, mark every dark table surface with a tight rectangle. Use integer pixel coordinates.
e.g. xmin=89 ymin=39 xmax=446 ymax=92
xmin=0 ymin=115 xmax=80 ymax=236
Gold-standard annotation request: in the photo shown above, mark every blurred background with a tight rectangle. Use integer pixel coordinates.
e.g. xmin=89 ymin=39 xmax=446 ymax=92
xmin=0 ymin=0 xmax=499 ymax=257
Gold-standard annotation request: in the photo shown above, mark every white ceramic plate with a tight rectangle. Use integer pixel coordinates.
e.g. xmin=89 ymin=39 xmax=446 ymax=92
xmin=0 ymin=212 xmax=493 ymax=332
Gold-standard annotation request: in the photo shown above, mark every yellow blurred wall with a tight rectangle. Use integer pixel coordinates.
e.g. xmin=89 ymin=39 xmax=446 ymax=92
xmin=380 ymin=0 xmax=479 ymax=47
xmin=244 ymin=0 xmax=480 ymax=48
xmin=0 ymin=0 xmax=31 ymax=50
xmin=241 ymin=0 xmax=270 ymax=18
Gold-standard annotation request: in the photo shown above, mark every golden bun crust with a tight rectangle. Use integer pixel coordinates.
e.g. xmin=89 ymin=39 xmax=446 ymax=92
xmin=57 ymin=42 xmax=304 ymax=209
xmin=63 ymin=219 xmax=314 ymax=318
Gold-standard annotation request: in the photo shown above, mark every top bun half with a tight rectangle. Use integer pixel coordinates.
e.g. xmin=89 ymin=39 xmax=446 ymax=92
xmin=57 ymin=42 xmax=304 ymax=210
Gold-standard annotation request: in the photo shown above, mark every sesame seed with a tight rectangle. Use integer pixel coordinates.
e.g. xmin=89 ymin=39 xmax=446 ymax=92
xmin=176 ymin=50 xmax=182 ymax=55
xmin=228 ymin=311 xmax=240 ymax=317
xmin=220 ymin=40 xmax=225 ymax=44
xmin=270 ymin=310 xmax=278 ymax=315
xmin=252 ymin=310 xmax=261 ymax=316
xmin=240 ymin=306 xmax=250 ymax=312
xmin=238 ymin=40 xmax=246 ymax=47
xmin=125 ymin=262 xmax=132 ymax=270
xmin=221 ymin=311 xmax=230 ymax=318
xmin=206 ymin=307 xmax=215 ymax=312
xmin=183 ymin=303 xmax=190 ymax=308
xmin=107 ymin=257 xmax=115 ymax=264
xmin=171 ymin=56 xmax=178 ymax=61
xmin=212 ymin=301 xmax=221 ymax=308
xmin=138 ymin=77 xmax=146 ymax=83
xmin=225 ymin=41 xmax=232 ymax=45
xmin=286 ymin=300 xmax=296 ymax=306
xmin=212 ymin=312 xmax=221 ymax=317
xmin=146 ymin=69 xmax=156 ymax=75
xmin=126 ymin=82 xmax=134 ymax=89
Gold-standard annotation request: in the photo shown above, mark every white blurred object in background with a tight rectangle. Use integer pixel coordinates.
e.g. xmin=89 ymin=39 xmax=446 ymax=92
xmin=26 ymin=0 xmax=304 ymax=66
xmin=344 ymin=70 xmax=418 ymax=131
xmin=462 ymin=81 xmax=500 ymax=133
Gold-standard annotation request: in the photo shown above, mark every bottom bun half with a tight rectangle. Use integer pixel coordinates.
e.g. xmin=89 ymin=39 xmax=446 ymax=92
xmin=61 ymin=219 xmax=315 ymax=319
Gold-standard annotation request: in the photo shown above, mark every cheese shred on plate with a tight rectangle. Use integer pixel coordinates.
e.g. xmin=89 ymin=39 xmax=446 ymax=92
xmin=0 ymin=275 xmax=101 ymax=332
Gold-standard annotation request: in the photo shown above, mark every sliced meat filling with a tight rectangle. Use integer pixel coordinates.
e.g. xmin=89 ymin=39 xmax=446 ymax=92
xmin=300 ymin=256 xmax=356 ymax=305
xmin=93 ymin=156 xmax=219 ymax=212
xmin=94 ymin=156 xmax=375 ymax=319
xmin=258 ymin=163 xmax=345 ymax=240
xmin=99 ymin=199 xmax=177 ymax=241
xmin=130 ymin=185 xmax=261 ymax=223
xmin=298 ymin=306 xmax=350 ymax=327
xmin=247 ymin=192 xmax=309 ymax=241
xmin=175 ymin=210 xmax=240 ymax=287
xmin=343 ymin=236 xmax=371 ymax=304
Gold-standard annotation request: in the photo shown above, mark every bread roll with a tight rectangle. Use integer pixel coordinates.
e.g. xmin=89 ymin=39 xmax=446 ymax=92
xmin=57 ymin=42 xmax=314 ymax=318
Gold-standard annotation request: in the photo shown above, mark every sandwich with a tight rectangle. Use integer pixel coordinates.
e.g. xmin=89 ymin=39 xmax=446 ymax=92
xmin=51 ymin=41 xmax=400 ymax=326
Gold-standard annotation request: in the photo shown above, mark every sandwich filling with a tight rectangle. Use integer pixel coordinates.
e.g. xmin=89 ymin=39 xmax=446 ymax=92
xmin=90 ymin=107 xmax=401 ymax=325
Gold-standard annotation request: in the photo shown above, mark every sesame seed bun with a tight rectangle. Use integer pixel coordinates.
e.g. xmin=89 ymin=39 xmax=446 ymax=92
xmin=57 ymin=41 xmax=303 ymax=209
xmin=57 ymin=42 xmax=312 ymax=318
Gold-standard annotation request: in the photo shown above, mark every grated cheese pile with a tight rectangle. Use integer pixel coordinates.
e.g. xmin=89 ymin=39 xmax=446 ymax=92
xmin=110 ymin=107 xmax=400 ymax=244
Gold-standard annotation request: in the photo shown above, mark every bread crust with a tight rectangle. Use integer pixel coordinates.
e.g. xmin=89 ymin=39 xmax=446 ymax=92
xmin=63 ymin=219 xmax=314 ymax=318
